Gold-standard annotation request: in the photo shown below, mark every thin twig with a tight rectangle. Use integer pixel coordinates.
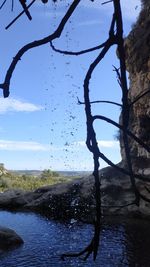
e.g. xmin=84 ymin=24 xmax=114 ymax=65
xmin=77 ymin=97 xmax=122 ymax=107
xmin=19 ymin=0 xmax=32 ymax=20
xmin=0 ymin=0 xmax=7 ymax=10
xmin=50 ymin=40 xmax=108 ymax=56
xmin=6 ymin=0 xmax=36 ymax=29
xmin=11 ymin=0 xmax=14 ymax=11
xmin=102 ymin=0 xmax=113 ymax=5
xmin=113 ymin=65 xmax=122 ymax=87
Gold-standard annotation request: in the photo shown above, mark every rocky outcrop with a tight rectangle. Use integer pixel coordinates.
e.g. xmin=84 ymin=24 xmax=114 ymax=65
xmin=120 ymin=1 xmax=150 ymax=175
xmin=1 ymin=166 xmax=150 ymax=221
xmin=0 ymin=226 xmax=23 ymax=250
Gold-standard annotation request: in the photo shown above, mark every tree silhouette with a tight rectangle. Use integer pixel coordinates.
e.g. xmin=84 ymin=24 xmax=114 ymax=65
xmin=0 ymin=0 xmax=150 ymax=261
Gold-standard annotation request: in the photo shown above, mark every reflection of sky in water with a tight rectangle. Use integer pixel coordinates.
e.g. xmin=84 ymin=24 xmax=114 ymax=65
xmin=0 ymin=211 xmax=150 ymax=266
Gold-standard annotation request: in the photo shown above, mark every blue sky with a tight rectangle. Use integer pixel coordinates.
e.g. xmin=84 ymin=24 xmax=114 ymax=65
xmin=0 ymin=0 xmax=141 ymax=171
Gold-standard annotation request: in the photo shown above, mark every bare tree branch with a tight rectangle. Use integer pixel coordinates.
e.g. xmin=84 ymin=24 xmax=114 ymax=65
xmin=0 ymin=0 xmax=81 ymax=97
xmin=113 ymin=65 xmax=122 ymax=87
xmin=5 ymin=0 xmax=36 ymax=29
xmin=50 ymin=40 xmax=108 ymax=55
xmin=0 ymin=0 xmax=7 ymax=10
xmin=102 ymin=0 xmax=113 ymax=5
xmin=11 ymin=0 xmax=14 ymax=11
xmin=93 ymin=115 xmax=150 ymax=154
xmin=19 ymin=0 xmax=32 ymax=20
xmin=96 ymin=150 xmax=150 ymax=182
xmin=77 ymin=97 xmax=122 ymax=107
xmin=61 ymin=221 xmax=101 ymax=261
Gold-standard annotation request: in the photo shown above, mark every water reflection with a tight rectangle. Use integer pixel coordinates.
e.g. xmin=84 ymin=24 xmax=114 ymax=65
xmin=0 ymin=211 xmax=150 ymax=266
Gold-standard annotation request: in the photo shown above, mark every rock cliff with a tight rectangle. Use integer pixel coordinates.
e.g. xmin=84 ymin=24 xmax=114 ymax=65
xmin=120 ymin=1 xmax=150 ymax=176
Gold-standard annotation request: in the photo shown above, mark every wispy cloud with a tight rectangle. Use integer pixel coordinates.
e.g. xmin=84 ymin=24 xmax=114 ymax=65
xmin=98 ymin=140 xmax=119 ymax=148
xmin=78 ymin=20 xmax=102 ymax=27
xmin=0 ymin=98 xmax=43 ymax=114
xmin=73 ymin=140 xmax=119 ymax=149
xmin=0 ymin=140 xmax=52 ymax=151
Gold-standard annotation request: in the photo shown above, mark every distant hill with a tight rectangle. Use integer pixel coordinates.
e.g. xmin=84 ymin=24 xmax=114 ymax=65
xmin=10 ymin=170 xmax=42 ymax=177
xmin=10 ymin=170 xmax=92 ymax=177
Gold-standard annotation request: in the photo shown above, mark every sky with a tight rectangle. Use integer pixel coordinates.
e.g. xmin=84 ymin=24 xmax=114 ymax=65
xmin=0 ymin=0 xmax=141 ymax=171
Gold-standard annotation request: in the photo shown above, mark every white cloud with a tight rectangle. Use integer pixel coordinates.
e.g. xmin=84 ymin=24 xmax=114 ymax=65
xmin=0 ymin=98 xmax=43 ymax=114
xmin=98 ymin=140 xmax=119 ymax=148
xmin=0 ymin=140 xmax=52 ymax=151
xmin=73 ymin=140 xmax=119 ymax=149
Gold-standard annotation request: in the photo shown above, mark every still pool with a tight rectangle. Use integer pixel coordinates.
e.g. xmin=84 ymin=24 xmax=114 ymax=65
xmin=0 ymin=211 xmax=150 ymax=267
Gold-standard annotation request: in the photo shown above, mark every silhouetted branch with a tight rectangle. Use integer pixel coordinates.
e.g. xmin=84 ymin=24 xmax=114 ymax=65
xmin=74 ymin=13 xmax=117 ymax=261
xmin=102 ymin=0 xmax=113 ymax=5
xmin=0 ymin=0 xmax=7 ymax=9
xmin=61 ymin=221 xmax=101 ymax=261
xmin=97 ymin=150 xmax=150 ymax=182
xmin=113 ymin=65 xmax=122 ymax=87
xmin=77 ymin=97 xmax=122 ymax=107
xmin=62 ymin=11 xmax=118 ymax=263
xmin=93 ymin=115 xmax=150 ymax=154
xmin=5 ymin=0 xmax=36 ymax=29
xmin=50 ymin=40 xmax=108 ymax=55
xmin=19 ymin=0 xmax=32 ymax=20
xmin=0 ymin=0 xmax=81 ymax=97
xmin=11 ymin=0 xmax=14 ymax=11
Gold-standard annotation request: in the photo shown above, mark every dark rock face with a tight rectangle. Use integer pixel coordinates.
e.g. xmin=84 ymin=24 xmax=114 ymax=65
xmin=0 ymin=226 xmax=23 ymax=250
xmin=0 ymin=177 xmax=96 ymax=222
xmin=120 ymin=1 xmax=150 ymax=175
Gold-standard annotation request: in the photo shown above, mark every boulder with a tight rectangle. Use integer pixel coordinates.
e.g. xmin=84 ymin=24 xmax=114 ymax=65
xmin=0 ymin=226 xmax=23 ymax=250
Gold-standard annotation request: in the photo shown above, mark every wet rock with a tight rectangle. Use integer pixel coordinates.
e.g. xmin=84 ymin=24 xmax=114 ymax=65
xmin=0 ymin=226 xmax=23 ymax=250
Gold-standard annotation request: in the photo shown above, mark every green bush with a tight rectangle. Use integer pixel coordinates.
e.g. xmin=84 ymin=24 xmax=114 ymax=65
xmin=40 ymin=169 xmax=59 ymax=179
xmin=0 ymin=172 xmax=71 ymax=192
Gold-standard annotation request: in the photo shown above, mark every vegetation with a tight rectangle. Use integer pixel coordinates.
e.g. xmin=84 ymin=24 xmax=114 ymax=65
xmin=0 ymin=169 xmax=71 ymax=192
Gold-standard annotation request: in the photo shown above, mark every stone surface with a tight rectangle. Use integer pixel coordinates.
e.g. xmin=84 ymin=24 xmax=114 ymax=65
xmin=0 ymin=226 xmax=24 ymax=250
xmin=119 ymin=1 xmax=150 ymax=175
xmin=1 ymin=166 xmax=150 ymax=221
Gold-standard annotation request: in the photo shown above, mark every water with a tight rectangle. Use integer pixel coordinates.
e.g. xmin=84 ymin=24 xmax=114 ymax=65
xmin=0 ymin=211 xmax=150 ymax=267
